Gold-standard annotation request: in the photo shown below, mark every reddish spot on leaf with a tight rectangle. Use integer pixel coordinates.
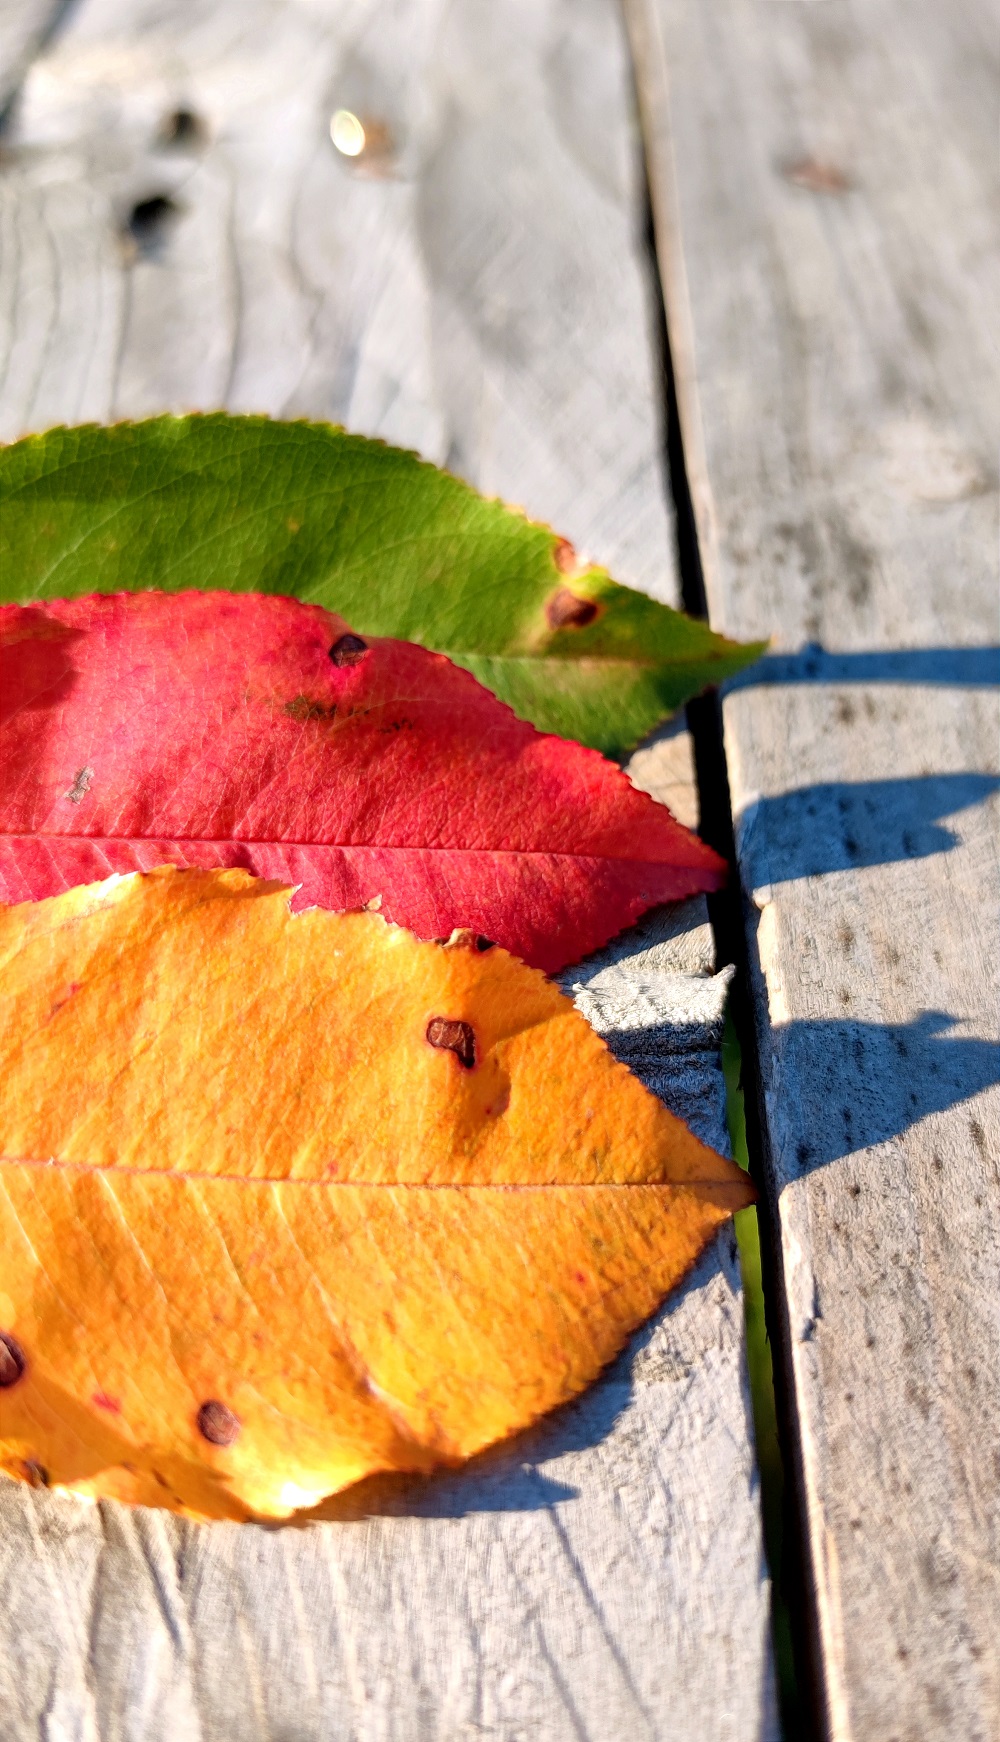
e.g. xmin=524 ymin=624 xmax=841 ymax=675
xmin=329 ymin=632 xmax=369 ymax=666
xmin=553 ymin=537 xmax=577 ymax=575
xmin=546 ymin=587 xmax=600 ymax=630
xmin=92 ymin=1390 xmax=122 ymax=1414
xmin=0 ymin=1332 xmax=26 ymax=1388
xmin=197 ymin=1400 xmax=241 ymax=1446
xmin=426 ymin=1017 xmax=477 ymax=1069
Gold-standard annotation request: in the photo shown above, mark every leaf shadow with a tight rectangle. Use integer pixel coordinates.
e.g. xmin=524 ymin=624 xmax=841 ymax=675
xmin=739 ymin=772 xmax=999 ymax=882
xmin=768 ymin=1010 xmax=1000 ymax=1176
xmin=725 ymin=643 xmax=1000 ymax=691
xmin=0 ymin=607 xmax=84 ymax=723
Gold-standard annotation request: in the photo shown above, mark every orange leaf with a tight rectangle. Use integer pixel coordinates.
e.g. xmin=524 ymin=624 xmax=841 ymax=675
xmin=0 ymin=868 xmax=752 ymax=1520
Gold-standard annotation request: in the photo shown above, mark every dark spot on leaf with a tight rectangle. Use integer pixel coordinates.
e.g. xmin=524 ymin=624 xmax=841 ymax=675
xmin=92 ymin=1390 xmax=121 ymax=1414
xmin=553 ymin=537 xmax=577 ymax=574
xmin=65 ymin=766 xmax=93 ymax=804
xmin=20 ymin=1459 xmax=48 ymax=1488
xmin=546 ymin=587 xmax=599 ymax=630
xmin=285 ymin=695 xmax=336 ymax=722
xmin=160 ymin=108 xmax=205 ymax=148
xmin=785 ymin=158 xmax=850 ymax=194
xmin=0 ymin=1333 xmax=26 ymax=1388
xmin=197 ymin=1400 xmax=241 ymax=1446
xmin=329 ymin=633 xmax=369 ymax=667
xmin=426 ymin=1018 xmax=476 ymax=1069
xmin=475 ymin=936 xmax=495 ymax=952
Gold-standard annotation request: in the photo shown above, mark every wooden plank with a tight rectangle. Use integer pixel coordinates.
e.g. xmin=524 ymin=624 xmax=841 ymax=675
xmin=0 ymin=2 xmax=776 ymax=1736
xmin=628 ymin=0 xmax=1000 ymax=1736
xmin=0 ymin=0 xmax=61 ymax=114
xmin=0 ymin=0 xmax=678 ymax=604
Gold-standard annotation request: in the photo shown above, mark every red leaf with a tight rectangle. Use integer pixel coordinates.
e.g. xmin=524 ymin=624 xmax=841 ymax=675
xmin=0 ymin=593 xmax=724 ymax=971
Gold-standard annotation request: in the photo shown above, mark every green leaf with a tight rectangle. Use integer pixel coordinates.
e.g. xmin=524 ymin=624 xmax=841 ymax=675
xmin=0 ymin=415 xmax=764 ymax=756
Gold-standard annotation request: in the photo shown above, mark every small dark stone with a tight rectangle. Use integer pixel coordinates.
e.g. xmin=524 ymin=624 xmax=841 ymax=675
xmin=426 ymin=1017 xmax=476 ymax=1069
xmin=546 ymin=587 xmax=599 ymax=630
xmin=197 ymin=1400 xmax=241 ymax=1446
xmin=329 ymin=633 xmax=369 ymax=666
xmin=0 ymin=1332 xmax=25 ymax=1389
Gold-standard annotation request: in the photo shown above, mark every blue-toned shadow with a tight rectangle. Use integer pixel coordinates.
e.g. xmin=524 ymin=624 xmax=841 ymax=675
xmin=726 ymin=643 xmax=999 ymax=691
xmin=771 ymin=1011 xmax=999 ymax=1174
xmin=740 ymin=772 xmax=999 ymax=881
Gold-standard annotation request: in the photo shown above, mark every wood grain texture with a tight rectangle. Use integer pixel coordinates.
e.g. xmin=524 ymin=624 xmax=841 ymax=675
xmin=629 ymin=0 xmax=1000 ymax=1735
xmin=0 ymin=0 xmax=676 ymax=604
xmin=0 ymin=1 xmax=776 ymax=1736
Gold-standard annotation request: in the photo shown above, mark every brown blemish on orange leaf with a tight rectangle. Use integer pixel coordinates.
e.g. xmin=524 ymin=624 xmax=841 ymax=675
xmin=426 ymin=1017 xmax=477 ymax=1069
xmin=197 ymin=1400 xmax=241 ymax=1446
xmin=546 ymin=587 xmax=600 ymax=630
xmin=0 ymin=1333 xmax=26 ymax=1388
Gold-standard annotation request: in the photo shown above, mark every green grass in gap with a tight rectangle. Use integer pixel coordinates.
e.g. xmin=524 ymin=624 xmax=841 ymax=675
xmin=723 ymin=1011 xmax=803 ymax=1738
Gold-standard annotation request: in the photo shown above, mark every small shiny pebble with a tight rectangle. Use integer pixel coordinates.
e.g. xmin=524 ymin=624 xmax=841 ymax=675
xmin=426 ymin=1018 xmax=476 ymax=1069
xmin=329 ymin=633 xmax=369 ymax=666
xmin=197 ymin=1400 xmax=241 ymax=1446
xmin=0 ymin=1331 xmax=26 ymax=1388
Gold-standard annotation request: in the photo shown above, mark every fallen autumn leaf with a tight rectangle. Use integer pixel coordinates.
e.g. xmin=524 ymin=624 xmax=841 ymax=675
xmin=0 ymin=415 xmax=765 ymax=755
xmin=0 ymin=868 xmax=752 ymax=1520
xmin=0 ymin=590 xmax=725 ymax=972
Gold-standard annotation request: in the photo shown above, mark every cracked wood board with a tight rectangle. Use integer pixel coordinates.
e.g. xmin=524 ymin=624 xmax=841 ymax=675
xmin=629 ymin=0 xmax=1000 ymax=1735
xmin=0 ymin=0 xmax=775 ymax=1737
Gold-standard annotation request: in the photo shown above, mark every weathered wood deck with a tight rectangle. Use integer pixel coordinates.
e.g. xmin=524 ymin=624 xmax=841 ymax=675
xmin=1 ymin=0 xmax=996 ymax=1736
xmin=630 ymin=0 xmax=1000 ymax=1735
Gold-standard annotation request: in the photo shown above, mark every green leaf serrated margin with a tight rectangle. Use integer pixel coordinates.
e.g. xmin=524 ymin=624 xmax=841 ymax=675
xmin=0 ymin=416 xmax=764 ymax=756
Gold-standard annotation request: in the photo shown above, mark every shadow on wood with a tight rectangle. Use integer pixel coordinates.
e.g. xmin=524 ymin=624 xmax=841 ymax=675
xmin=770 ymin=1010 xmax=999 ymax=1175
xmin=726 ymin=644 xmax=1000 ymax=691
xmin=739 ymin=773 xmax=999 ymax=880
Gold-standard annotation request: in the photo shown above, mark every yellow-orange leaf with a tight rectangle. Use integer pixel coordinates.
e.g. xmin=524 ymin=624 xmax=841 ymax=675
xmin=0 ymin=868 xmax=752 ymax=1520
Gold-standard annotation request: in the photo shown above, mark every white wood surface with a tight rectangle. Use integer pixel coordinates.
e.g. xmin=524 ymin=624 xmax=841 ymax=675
xmin=629 ymin=0 xmax=1000 ymax=1736
xmin=0 ymin=2 xmax=776 ymax=1737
